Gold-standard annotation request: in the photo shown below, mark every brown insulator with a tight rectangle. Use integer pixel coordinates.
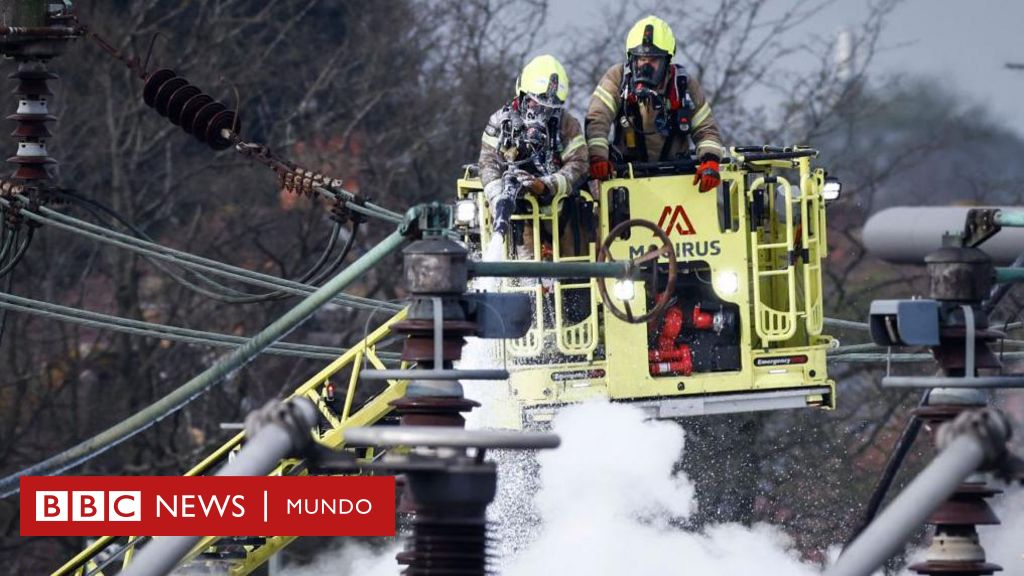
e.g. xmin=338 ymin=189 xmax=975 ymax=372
xmin=0 ymin=179 xmax=24 ymax=196
xmin=910 ymin=400 xmax=1004 ymax=576
xmin=141 ymin=69 xmax=176 ymax=107
xmin=398 ymin=461 xmax=497 ymax=576
xmin=926 ymin=484 xmax=1002 ymax=526
xmin=279 ymin=166 xmax=343 ymax=196
xmin=165 ymin=85 xmax=201 ymax=126
xmin=152 ymin=77 xmax=188 ymax=116
xmin=141 ymin=68 xmax=239 ymax=150
xmin=177 ymin=94 xmax=213 ymax=134
xmin=190 ymin=101 xmax=225 ymax=139
xmin=10 ymin=120 xmax=51 ymax=140
xmin=9 ymin=67 xmax=56 ymax=97
xmin=6 ymin=61 xmax=58 ymax=185
xmin=205 ymin=109 xmax=238 ymax=147
xmin=401 ymin=514 xmax=493 ymax=575
xmin=389 ymin=397 xmax=480 ymax=428
xmin=393 ymin=319 xmax=476 ymax=364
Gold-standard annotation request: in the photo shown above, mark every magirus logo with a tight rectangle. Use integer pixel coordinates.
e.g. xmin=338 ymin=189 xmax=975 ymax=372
xmin=657 ymin=204 xmax=696 ymax=235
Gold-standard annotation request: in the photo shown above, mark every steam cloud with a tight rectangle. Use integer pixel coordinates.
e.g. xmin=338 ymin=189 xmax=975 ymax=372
xmin=502 ymin=401 xmax=820 ymax=576
xmin=288 ymin=338 xmax=1022 ymax=575
xmin=979 ymin=487 xmax=1024 ymax=573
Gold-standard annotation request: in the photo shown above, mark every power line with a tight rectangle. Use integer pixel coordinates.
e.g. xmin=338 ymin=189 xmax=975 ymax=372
xmin=830 ymin=351 xmax=1024 ymax=363
xmin=0 ymin=228 xmax=411 ymax=498
xmin=0 ymin=292 xmax=401 ymax=361
xmin=54 ymin=189 xmax=359 ymax=304
xmin=0 ymin=196 xmax=401 ymax=312
xmin=823 ymin=317 xmax=869 ymax=331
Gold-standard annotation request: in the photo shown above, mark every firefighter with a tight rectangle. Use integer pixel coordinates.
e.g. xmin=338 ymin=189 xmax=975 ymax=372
xmin=478 ymin=54 xmax=589 ymax=259
xmin=585 ymin=15 xmax=725 ymax=192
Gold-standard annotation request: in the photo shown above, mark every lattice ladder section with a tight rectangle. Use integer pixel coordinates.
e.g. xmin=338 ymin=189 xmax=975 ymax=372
xmin=749 ymin=175 xmax=799 ymax=342
xmin=799 ymin=161 xmax=826 ymax=336
xmin=53 ymin=308 xmax=410 ymax=576
xmin=504 ymin=195 xmax=551 ymax=358
xmin=551 ymin=191 xmax=599 ymax=358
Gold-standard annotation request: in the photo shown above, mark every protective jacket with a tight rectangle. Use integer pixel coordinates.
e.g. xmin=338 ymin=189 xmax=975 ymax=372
xmin=478 ymin=103 xmax=589 ymax=201
xmin=585 ymin=63 xmax=724 ymax=163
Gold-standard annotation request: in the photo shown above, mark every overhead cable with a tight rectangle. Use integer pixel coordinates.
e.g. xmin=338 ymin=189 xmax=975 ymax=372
xmin=0 ymin=291 xmax=401 ymax=361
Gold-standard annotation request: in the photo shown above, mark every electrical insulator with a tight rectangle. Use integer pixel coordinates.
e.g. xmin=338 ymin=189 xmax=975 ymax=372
xmin=280 ymin=166 xmax=343 ymax=197
xmin=7 ymin=62 xmax=58 ymax=184
xmin=142 ymin=68 xmax=239 ymax=150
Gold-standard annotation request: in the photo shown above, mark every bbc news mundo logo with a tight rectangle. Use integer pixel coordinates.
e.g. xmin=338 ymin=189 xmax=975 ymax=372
xmin=21 ymin=476 xmax=395 ymax=536
xmin=35 ymin=490 xmax=141 ymax=522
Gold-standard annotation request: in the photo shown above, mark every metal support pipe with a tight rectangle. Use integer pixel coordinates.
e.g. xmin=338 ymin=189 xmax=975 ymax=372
xmin=825 ymin=410 xmax=1010 ymax=576
xmin=994 ymin=210 xmax=1024 ymax=228
xmin=984 ymin=251 xmax=1024 ymax=312
xmin=361 ymin=368 xmax=509 ymax=380
xmin=0 ymin=224 xmax=411 ymax=497
xmin=883 ymin=375 xmax=1024 ymax=389
xmin=121 ymin=398 xmax=318 ymax=576
xmin=469 ymin=260 xmax=633 ymax=279
xmin=0 ymin=25 xmax=79 ymax=37
xmin=825 ymin=435 xmax=986 ymax=576
xmin=995 ymin=267 xmax=1024 ymax=283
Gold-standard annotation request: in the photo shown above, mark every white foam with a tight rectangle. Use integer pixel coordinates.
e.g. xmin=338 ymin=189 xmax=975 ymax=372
xmin=483 ymin=233 xmax=507 ymax=263
xmin=979 ymin=487 xmax=1024 ymax=573
xmin=281 ymin=542 xmax=400 ymax=575
xmin=504 ymin=401 xmax=820 ymax=576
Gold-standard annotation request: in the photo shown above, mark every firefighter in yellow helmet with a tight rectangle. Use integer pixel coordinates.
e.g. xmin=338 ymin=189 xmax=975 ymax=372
xmin=585 ymin=16 xmax=725 ymax=192
xmin=478 ymin=54 xmax=589 ymax=258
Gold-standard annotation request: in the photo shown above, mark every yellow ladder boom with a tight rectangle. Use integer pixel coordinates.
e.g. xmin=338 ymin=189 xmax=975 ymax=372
xmin=53 ymin=308 xmax=409 ymax=576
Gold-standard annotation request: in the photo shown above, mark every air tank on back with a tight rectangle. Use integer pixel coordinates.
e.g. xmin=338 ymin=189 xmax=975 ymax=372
xmin=862 ymin=206 xmax=1024 ymax=264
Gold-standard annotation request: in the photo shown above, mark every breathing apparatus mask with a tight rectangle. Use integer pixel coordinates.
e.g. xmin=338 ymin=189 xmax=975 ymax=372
xmin=520 ymin=92 xmax=562 ymax=129
xmin=629 ymin=54 xmax=668 ymax=88
xmin=626 ymin=21 xmax=672 ymax=88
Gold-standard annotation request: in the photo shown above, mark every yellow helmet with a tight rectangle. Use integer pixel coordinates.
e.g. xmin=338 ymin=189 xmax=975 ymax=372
xmin=515 ymin=54 xmax=569 ymax=107
xmin=625 ymin=15 xmax=676 ymax=59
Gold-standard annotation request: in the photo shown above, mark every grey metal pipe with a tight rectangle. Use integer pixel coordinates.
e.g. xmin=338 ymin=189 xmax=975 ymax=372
xmin=984 ymin=251 xmax=1024 ymax=312
xmin=863 ymin=207 xmax=1024 ymax=265
xmin=823 ymin=434 xmax=987 ymax=576
xmin=823 ymin=317 xmax=870 ymax=331
xmin=832 ymin=352 xmax=1024 ymax=365
xmin=344 ymin=425 xmax=561 ymax=450
xmin=994 ymin=210 xmax=1024 ymax=228
xmin=0 ymin=226 xmax=410 ymax=498
xmin=121 ymin=398 xmax=318 ymax=576
xmin=996 ymin=267 xmax=1024 ymax=284
xmin=360 ymin=368 xmax=509 ymax=380
xmin=469 ymin=260 xmax=633 ymax=279
xmin=883 ymin=375 xmax=1024 ymax=389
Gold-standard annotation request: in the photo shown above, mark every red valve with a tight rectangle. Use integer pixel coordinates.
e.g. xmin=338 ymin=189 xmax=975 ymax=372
xmin=692 ymin=305 xmax=714 ymax=331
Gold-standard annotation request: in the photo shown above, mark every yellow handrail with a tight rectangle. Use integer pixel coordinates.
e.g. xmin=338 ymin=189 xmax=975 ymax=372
xmin=749 ymin=175 xmax=799 ymax=342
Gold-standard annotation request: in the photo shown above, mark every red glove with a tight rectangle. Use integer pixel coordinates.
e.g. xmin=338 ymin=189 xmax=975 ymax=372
xmin=589 ymin=156 xmax=613 ymax=181
xmin=693 ymin=157 xmax=721 ymax=192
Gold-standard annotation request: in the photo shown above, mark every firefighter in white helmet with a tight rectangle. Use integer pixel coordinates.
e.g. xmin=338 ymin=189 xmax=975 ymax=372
xmin=478 ymin=54 xmax=589 ymax=259
xmin=586 ymin=15 xmax=725 ymax=192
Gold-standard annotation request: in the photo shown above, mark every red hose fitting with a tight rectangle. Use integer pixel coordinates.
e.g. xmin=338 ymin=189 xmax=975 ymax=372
xmin=661 ymin=306 xmax=684 ymax=339
xmin=649 ymin=347 xmax=690 ymax=362
xmin=692 ymin=305 xmax=714 ymax=330
xmin=649 ymin=345 xmax=692 ymax=375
